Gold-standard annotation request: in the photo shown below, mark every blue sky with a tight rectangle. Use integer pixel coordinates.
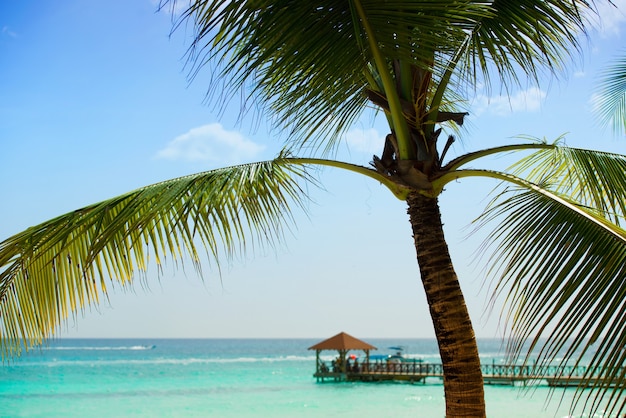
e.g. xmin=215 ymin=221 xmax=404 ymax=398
xmin=1 ymin=1 xmax=625 ymax=340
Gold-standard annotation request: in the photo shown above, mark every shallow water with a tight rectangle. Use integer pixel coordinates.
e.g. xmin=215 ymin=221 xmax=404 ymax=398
xmin=0 ymin=339 xmax=619 ymax=417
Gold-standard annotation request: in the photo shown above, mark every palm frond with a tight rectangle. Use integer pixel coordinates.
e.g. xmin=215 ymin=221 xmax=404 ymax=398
xmin=475 ymin=146 xmax=626 ymax=416
xmin=0 ymin=157 xmax=315 ymax=359
xmin=171 ymin=1 xmax=496 ymax=153
xmin=178 ymin=0 xmax=370 ymax=153
xmin=509 ymin=145 xmax=626 ymax=226
xmin=465 ymin=0 xmax=591 ymax=93
xmin=169 ymin=0 xmax=595 ymax=157
xmin=595 ymin=51 xmax=626 ymax=135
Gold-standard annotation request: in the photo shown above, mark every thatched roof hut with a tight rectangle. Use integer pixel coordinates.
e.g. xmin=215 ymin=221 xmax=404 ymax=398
xmin=309 ymin=332 xmax=376 ymax=351
xmin=308 ymin=332 xmax=376 ymax=376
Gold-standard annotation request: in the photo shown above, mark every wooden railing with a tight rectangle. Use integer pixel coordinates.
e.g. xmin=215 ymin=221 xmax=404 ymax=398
xmin=314 ymin=361 xmax=623 ymax=387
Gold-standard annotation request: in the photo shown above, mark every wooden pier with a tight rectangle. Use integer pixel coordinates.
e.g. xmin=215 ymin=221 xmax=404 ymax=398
xmin=314 ymin=361 xmax=617 ymax=388
xmin=307 ymin=332 xmax=620 ymax=389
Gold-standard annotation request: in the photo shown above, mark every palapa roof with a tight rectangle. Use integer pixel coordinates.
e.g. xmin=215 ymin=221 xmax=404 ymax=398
xmin=308 ymin=332 xmax=377 ymax=351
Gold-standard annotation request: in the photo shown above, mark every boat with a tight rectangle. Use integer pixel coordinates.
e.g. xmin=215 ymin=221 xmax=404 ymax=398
xmin=388 ymin=346 xmax=405 ymax=363
xmin=368 ymin=346 xmax=423 ymax=364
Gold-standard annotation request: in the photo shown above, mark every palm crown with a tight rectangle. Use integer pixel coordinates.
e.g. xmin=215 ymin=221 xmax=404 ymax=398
xmin=184 ymin=1 xmax=588 ymax=153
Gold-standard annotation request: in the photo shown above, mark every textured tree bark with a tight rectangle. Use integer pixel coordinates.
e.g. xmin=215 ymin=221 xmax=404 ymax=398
xmin=407 ymin=191 xmax=485 ymax=417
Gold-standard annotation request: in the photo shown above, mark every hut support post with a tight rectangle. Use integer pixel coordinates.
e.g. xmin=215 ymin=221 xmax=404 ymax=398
xmin=315 ymin=350 xmax=320 ymax=382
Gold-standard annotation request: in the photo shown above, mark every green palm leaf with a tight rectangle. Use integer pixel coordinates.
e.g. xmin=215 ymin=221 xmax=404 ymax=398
xmin=509 ymin=143 xmax=626 ymax=226
xmin=476 ymin=146 xmax=626 ymax=416
xmin=0 ymin=157 xmax=315 ymax=359
xmin=595 ymin=52 xmax=626 ymax=135
xmin=466 ymin=0 xmax=590 ymax=90
xmin=178 ymin=0 xmax=487 ymax=152
xmin=173 ymin=0 xmax=589 ymax=153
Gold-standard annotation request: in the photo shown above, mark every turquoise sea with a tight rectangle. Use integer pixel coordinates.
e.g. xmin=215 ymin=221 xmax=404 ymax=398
xmin=0 ymin=338 xmax=617 ymax=417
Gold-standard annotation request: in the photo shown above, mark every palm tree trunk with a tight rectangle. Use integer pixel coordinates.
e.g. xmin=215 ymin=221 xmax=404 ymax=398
xmin=407 ymin=191 xmax=485 ymax=417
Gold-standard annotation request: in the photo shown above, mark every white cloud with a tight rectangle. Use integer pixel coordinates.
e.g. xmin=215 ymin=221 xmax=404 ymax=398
xmin=344 ymin=128 xmax=385 ymax=154
xmin=471 ymin=87 xmax=547 ymax=117
xmin=156 ymin=123 xmax=265 ymax=164
xmin=2 ymin=26 xmax=17 ymax=38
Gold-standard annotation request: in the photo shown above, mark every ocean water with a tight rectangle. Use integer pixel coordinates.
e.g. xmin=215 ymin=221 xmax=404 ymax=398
xmin=0 ymin=338 xmax=617 ymax=417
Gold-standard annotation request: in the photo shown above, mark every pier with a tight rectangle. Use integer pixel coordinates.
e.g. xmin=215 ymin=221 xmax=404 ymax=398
xmin=308 ymin=332 xmax=619 ymax=388
xmin=313 ymin=360 xmax=610 ymax=387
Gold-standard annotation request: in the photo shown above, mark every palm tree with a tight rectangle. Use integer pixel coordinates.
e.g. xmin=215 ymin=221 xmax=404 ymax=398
xmin=2 ymin=1 xmax=625 ymax=416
